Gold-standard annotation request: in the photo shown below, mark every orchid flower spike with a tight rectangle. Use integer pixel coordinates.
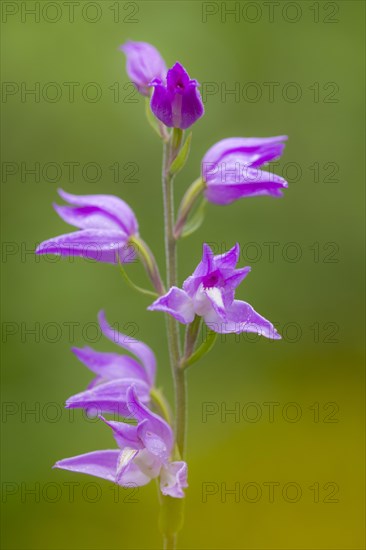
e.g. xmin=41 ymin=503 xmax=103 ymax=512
xmin=65 ymin=310 xmax=156 ymax=415
xmin=149 ymin=243 xmax=280 ymax=339
xmin=120 ymin=41 xmax=167 ymax=96
xmin=55 ymin=386 xmax=188 ymax=498
xmin=35 ymin=189 xmax=138 ymax=263
xmin=201 ymin=136 xmax=288 ymax=205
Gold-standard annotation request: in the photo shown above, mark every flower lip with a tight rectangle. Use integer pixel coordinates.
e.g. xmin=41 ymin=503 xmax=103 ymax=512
xmin=167 ymin=62 xmax=191 ymax=93
xmin=202 ymin=270 xmax=225 ymax=289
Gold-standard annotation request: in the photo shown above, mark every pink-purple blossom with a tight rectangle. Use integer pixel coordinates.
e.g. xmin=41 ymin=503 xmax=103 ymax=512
xmin=150 ymin=62 xmax=204 ymax=130
xmin=66 ymin=310 xmax=155 ymax=415
xmin=55 ymin=386 xmax=188 ymax=498
xmin=35 ymin=189 xmax=138 ymax=263
xmin=149 ymin=243 xmax=280 ymax=338
xmin=120 ymin=41 xmax=167 ymax=96
xmin=202 ymin=136 xmax=288 ymax=205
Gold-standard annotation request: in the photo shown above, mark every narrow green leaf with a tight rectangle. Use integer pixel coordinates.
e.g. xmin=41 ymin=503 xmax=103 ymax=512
xmin=184 ymin=329 xmax=217 ymax=368
xmin=181 ymin=198 xmax=206 ymax=238
xmin=118 ymin=257 xmax=158 ymax=298
xmin=170 ymin=132 xmax=192 ymax=176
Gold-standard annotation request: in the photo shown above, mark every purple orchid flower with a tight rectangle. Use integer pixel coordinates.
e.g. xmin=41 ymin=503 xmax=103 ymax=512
xmin=54 ymin=386 xmax=188 ymax=498
xmin=150 ymin=62 xmax=204 ymax=130
xmin=35 ymin=189 xmax=138 ymax=263
xmin=149 ymin=243 xmax=280 ymax=339
xmin=66 ymin=310 xmax=156 ymax=415
xmin=201 ymin=136 xmax=288 ymax=205
xmin=120 ymin=40 xmax=167 ymax=96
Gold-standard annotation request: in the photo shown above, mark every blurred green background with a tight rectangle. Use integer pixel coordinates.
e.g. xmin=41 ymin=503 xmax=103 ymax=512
xmin=1 ymin=1 xmax=365 ymax=548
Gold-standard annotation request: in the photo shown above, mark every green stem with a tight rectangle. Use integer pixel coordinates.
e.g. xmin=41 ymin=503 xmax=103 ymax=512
xmin=159 ymin=495 xmax=184 ymax=548
xmin=163 ymin=534 xmax=177 ymax=550
xmin=162 ymin=136 xmax=187 ymax=459
xmin=159 ymin=131 xmax=189 ymax=550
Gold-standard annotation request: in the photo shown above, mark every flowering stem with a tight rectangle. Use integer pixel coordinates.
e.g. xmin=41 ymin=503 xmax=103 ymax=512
xmin=162 ymin=134 xmax=187 ymax=458
xmin=160 ymin=131 xmax=187 ymax=548
xmin=160 ymin=495 xmax=184 ymax=549
xmin=163 ymin=534 xmax=177 ymax=550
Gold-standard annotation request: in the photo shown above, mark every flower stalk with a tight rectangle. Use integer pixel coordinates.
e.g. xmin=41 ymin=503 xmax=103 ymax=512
xmin=162 ymin=133 xmax=187 ymax=450
xmin=161 ymin=130 xmax=187 ymax=549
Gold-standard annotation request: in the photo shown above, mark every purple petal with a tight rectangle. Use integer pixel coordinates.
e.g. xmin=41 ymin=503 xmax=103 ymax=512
xmin=57 ymin=189 xmax=138 ymax=236
xmin=127 ymin=386 xmax=173 ymax=456
xmin=65 ymin=378 xmax=151 ymax=415
xmin=224 ymin=267 xmax=251 ymax=290
xmin=151 ymin=63 xmax=204 ymax=129
xmin=213 ymin=243 xmax=240 ymax=271
xmin=54 ymin=450 xmax=120 ymax=483
xmin=54 ymin=449 xmax=151 ymax=487
xmin=98 ymin=311 xmax=156 ymax=386
xmin=72 ymin=346 xmax=149 ymax=385
xmin=148 ymin=287 xmax=195 ymax=324
xmin=204 ymin=299 xmax=281 ymax=339
xmin=150 ymin=82 xmax=173 ymax=127
xmin=120 ymin=41 xmax=167 ymax=96
xmin=205 ymin=168 xmax=288 ymax=205
xmin=195 ymin=243 xmax=215 ymax=277
xmin=167 ymin=62 xmax=190 ymax=90
xmin=183 ymin=244 xmax=214 ymax=296
xmin=160 ymin=461 xmax=188 ymax=498
xmin=53 ymin=204 xmax=122 ymax=232
xmin=202 ymin=136 xmax=288 ymax=176
xmin=202 ymin=136 xmax=288 ymax=205
xmin=137 ymin=421 xmax=170 ymax=462
xmin=179 ymin=82 xmax=204 ymax=130
xmin=99 ymin=416 xmax=143 ymax=450
xmin=220 ymin=266 xmax=252 ymax=309
xmin=35 ymin=229 xmax=134 ymax=264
